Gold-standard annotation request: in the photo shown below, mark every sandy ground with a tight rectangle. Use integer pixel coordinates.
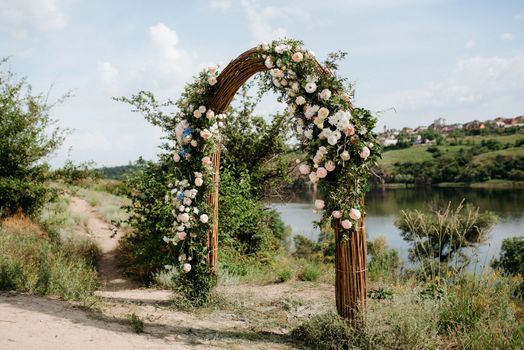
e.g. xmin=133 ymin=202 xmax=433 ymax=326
xmin=0 ymin=197 xmax=317 ymax=349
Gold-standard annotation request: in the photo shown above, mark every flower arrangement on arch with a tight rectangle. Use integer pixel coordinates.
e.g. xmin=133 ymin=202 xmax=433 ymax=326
xmin=163 ymin=38 xmax=380 ymax=280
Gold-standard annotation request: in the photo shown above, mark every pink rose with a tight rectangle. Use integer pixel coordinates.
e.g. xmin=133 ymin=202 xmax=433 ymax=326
xmin=316 ymin=167 xmax=327 ymax=178
xmin=325 ymin=161 xmax=335 ymax=172
xmin=349 ymin=208 xmax=361 ymax=220
xmin=195 ymin=178 xmax=203 ymax=187
xmin=332 ymin=210 xmax=342 ymax=219
xmin=177 ymin=231 xmax=187 ymax=240
xmin=341 ymin=220 xmax=352 ymax=230
xmin=309 ymin=172 xmax=318 ymax=183
xmin=200 ymin=129 xmax=211 ymax=140
xmin=345 ymin=124 xmax=355 ymax=136
xmin=292 ymin=52 xmax=303 ymax=62
xmin=299 ymin=164 xmax=310 ymax=175
xmin=360 ymin=146 xmax=371 ymax=160
xmin=202 ymin=156 xmax=212 ymax=166
xmin=183 ymin=263 xmax=192 ymax=273
xmin=314 ymin=200 xmax=325 ymax=210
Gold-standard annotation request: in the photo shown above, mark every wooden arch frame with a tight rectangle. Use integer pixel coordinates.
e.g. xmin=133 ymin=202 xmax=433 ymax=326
xmin=207 ymin=47 xmax=368 ymax=320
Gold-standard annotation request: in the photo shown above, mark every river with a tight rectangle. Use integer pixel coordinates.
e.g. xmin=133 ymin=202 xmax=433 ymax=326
xmin=269 ymin=187 xmax=524 ymax=268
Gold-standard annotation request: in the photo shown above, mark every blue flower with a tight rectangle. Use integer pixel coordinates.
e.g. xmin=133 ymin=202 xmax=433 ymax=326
xmin=182 ymin=128 xmax=194 ymax=138
xmin=176 ymin=191 xmax=184 ymax=201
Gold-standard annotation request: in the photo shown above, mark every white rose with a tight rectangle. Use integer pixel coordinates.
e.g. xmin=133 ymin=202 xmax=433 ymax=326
xmin=183 ymin=197 xmax=192 ymax=206
xmin=207 ymin=66 xmax=217 ymax=74
xmin=340 ymin=151 xmax=350 ymax=161
xmin=308 ymin=172 xmax=318 ymax=183
xmin=318 ymin=107 xmax=329 ymax=119
xmin=265 ymin=56 xmax=274 ymax=68
xmin=291 ymin=81 xmax=300 ymax=92
xmin=327 ymin=134 xmax=339 ymax=146
xmin=305 ymin=82 xmax=317 ymax=93
xmin=319 ymin=89 xmax=332 ymax=100
xmin=295 ymin=96 xmax=306 ymax=105
xmin=195 ymin=178 xmax=203 ymax=187
xmin=313 ymin=115 xmax=325 ymax=129
xmin=206 ymin=110 xmax=215 ymax=119
xmin=178 ymin=213 xmax=190 ymax=223
xmin=208 ymin=76 xmax=217 ymax=86
xmin=193 ymin=110 xmax=202 ymax=118
xmin=198 ymin=105 xmax=206 ymax=113
xmin=173 ymin=153 xmax=180 ymax=162
xmin=200 ymin=214 xmax=209 ymax=224
xmin=314 ymin=199 xmax=325 ymax=210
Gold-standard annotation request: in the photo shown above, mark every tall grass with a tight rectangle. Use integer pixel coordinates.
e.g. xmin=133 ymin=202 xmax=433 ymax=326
xmin=0 ymin=230 xmax=99 ymax=300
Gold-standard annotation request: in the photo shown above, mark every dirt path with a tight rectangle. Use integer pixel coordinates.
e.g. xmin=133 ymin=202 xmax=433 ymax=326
xmin=0 ymin=196 xmax=315 ymax=349
xmin=69 ymin=196 xmax=137 ymax=291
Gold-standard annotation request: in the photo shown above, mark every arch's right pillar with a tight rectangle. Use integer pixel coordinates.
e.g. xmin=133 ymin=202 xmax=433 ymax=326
xmin=334 ymin=211 xmax=368 ymax=321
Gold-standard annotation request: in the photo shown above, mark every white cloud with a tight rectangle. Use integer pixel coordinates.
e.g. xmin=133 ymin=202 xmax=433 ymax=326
xmin=97 ymin=62 xmax=119 ymax=89
xmin=375 ymin=53 xmax=524 ymax=114
xmin=240 ymin=0 xmax=310 ymax=44
xmin=465 ymin=39 xmax=477 ymax=49
xmin=0 ymin=0 xmax=66 ymax=34
xmin=146 ymin=22 xmax=201 ymax=89
xmin=500 ymin=32 xmax=513 ymax=41
xmin=209 ymin=0 xmax=232 ymax=11
xmin=241 ymin=0 xmax=287 ymax=43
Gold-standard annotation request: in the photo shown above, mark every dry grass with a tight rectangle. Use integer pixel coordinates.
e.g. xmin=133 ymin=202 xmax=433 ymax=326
xmin=1 ymin=212 xmax=47 ymax=239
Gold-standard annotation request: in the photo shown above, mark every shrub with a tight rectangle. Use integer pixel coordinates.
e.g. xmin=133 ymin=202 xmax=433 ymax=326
xmin=276 ymin=268 xmax=293 ymax=283
xmin=128 ymin=313 xmax=145 ymax=333
xmin=0 ymin=59 xmax=67 ymax=217
xmin=299 ymin=262 xmax=321 ymax=282
xmin=292 ymin=312 xmax=375 ymax=350
xmin=367 ymin=236 xmax=401 ymax=282
xmin=492 ymin=236 xmax=524 ymax=296
xmin=52 ymin=160 xmax=101 ymax=185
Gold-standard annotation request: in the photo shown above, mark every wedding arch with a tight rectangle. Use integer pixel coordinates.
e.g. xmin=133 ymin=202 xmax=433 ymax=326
xmin=166 ymin=39 xmax=379 ymax=320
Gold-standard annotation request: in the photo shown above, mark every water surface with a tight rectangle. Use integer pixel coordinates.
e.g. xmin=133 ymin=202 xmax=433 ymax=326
xmin=269 ymin=187 xmax=524 ymax=267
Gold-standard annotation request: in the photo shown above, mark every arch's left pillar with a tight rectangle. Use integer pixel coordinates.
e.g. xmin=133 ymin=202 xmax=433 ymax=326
xmin=207 ymin=48 xmax=268 ymax=275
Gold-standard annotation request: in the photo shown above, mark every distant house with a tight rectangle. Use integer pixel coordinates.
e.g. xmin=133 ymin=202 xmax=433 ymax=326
xmin=434 ymin=117 xmax=446 ymax=128
xmin=402 ymin=127 xmax=414 ymax=134
xmin=382 ymin=138 xmax=398 ymax=147
xmin=414 ymin=126 xmax=428 ymax=132
xmin=463 ymin=120 xmax=485 ymax=130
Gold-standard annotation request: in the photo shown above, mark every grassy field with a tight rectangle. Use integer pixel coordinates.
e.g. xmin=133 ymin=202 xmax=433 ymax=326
xmin=379 ymin=132 xmax=524 ymax=174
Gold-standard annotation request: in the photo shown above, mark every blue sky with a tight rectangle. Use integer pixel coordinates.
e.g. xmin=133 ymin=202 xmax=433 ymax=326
xmin=1 ymin=0 xmax=523 ymax=166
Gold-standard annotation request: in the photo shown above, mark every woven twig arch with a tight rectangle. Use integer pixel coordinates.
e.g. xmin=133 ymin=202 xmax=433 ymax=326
xmin=207 ymin=47 xmax=368 ymax=320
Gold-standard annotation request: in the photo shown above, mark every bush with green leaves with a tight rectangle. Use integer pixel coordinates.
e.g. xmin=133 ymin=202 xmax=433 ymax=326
xmin=492 ymin=236 xmax=524 ymax=296
xmin=0 ymin=59 xmax=67 ymax=217
xmin=52 ymin=160 xmax=101 ymax=185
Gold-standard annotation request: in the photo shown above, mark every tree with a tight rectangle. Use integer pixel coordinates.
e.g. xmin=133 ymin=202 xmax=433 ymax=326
xmin=395 ymin=201 xmax=497 ymax=268
xmin=0 ymin=59 xmax=67 ymax=217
